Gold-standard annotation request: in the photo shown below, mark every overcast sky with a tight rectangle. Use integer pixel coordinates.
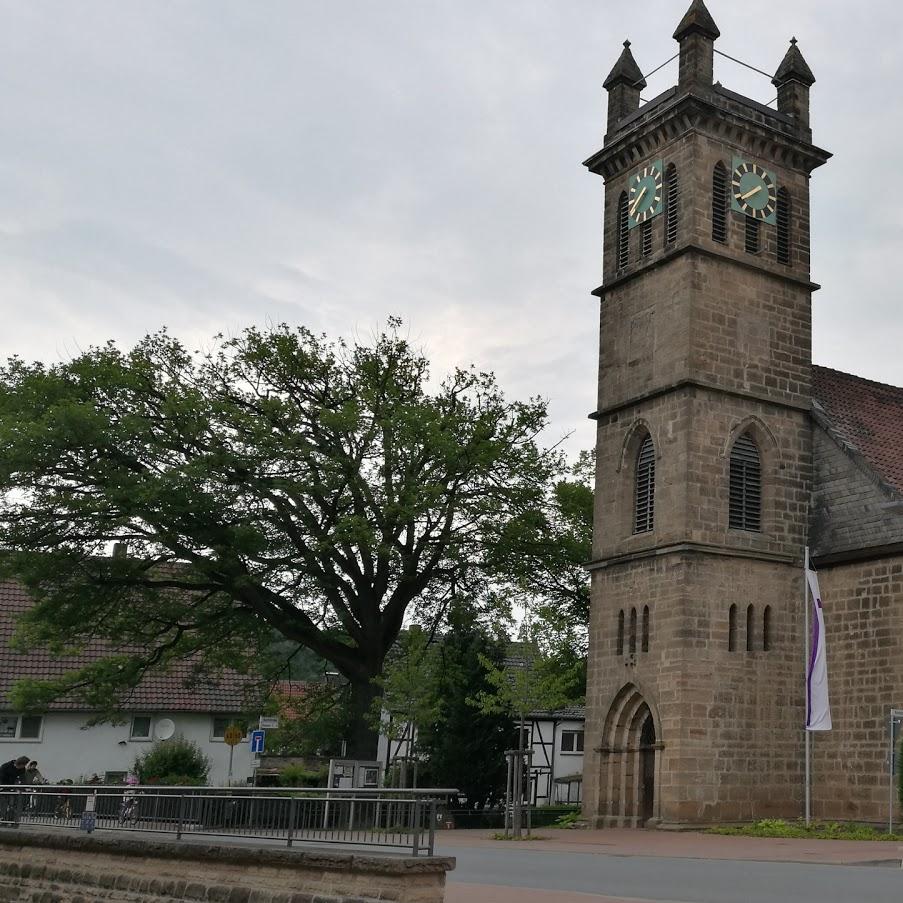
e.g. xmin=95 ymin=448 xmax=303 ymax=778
xmin=0 ymin=1 xmax=896 ymax=458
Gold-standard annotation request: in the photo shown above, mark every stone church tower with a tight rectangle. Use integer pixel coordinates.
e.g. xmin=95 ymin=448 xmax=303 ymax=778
xmin=582 ymin=1 xmax=830 ymax=825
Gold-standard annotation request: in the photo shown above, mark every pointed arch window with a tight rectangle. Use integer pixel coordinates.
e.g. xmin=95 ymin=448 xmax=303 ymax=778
xmin=617 ymin=192 xmax=629 ymax=271
xmin=776 ymin=188 xmax=791 ymax=265
xmin=664 ymin=163 xmax=679 ymax=246
xmin=629 ymin=607 xmax=637 ymax=655
xmin=641 ymin=605 xmax=650 ymax=653
xmin=745 ymin=217 xmax=760 ymax=254
xmin=634 ymin=435 xmax=655 ymax=533
xmin=712 ymin=162 xmax=728 ymax=243
xmin=729 ymin=433 xmax=762 ymax=532
xmin=746 ymin=604 xmax=755 ymax=652
xmin=728 ymin=604 xmax=737 ymax=652
xmin=641 ymin=220 xmax=653 ymax=257
xmin=617 ymin=610 xmax=625 ymax=656
xmin=763 ymin=605 xmax=772 ymax=652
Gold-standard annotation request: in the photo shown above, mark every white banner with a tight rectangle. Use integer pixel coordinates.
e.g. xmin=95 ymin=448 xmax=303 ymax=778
xmin=805 ymin=567 xmax=832 ymax=731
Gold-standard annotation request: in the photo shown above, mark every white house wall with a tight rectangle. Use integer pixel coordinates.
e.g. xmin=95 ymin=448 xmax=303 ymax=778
xmin=0 ymin=713 xmax=255 ymax=786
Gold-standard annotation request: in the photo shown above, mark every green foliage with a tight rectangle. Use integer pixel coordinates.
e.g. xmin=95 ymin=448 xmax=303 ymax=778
xmin=473 ymin=627 xmax=578 ymax=727
xmin=133 ymin=736 xmax=210 ymax=785
xmin=0 ymin=320 xmax=560 ymax=756
xmin=708 ymin=819 xmax=903 ymax=840
xmin=371 ymin=626 xmax=441 ymax=741
xmin=416 ymin=604 xmax=511 ymax=809
xmin=265 ymin=683 xmax=351 ymax=758
xmin=277 ymin=764 xmax=328 ymax=788
xmin=551 ymin=807 xmax=584 ymax=829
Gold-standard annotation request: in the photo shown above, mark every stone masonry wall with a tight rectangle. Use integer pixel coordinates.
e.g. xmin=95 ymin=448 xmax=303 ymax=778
xmin=584 ymin=552 xmax=804 ymax=826
xmin=0 ymin=830 xmax=453 ymax=903
xmin=812 ymin=558 xmax=903 ymax=824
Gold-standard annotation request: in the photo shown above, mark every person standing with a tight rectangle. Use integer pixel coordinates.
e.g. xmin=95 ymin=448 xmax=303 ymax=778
xmin=0 ymin=757 xmax=28 ymax=786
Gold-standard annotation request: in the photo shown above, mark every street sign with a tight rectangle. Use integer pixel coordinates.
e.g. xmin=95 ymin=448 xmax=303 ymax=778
xmin=259 ymin=715 xmax=279 ymax=730
xmin=223 ymin=725 xmax=244 ymax=747
xmin=250 ymin=729 xmax=266 ymax=754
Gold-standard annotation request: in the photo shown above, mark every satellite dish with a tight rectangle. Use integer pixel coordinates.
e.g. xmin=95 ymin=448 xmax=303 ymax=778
xmin=154 ymin=718 xmax=175 ymax=740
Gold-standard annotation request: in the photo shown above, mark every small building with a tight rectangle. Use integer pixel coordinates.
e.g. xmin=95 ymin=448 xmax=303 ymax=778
xmin=526 ymin=706 xmax=585 ymax=807
xmin=0 ymin=580 xmax=259 ymax=785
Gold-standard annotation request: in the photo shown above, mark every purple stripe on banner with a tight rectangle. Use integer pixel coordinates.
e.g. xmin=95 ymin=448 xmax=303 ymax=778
xmin=806 ymin=600 xmax=820 ymax=727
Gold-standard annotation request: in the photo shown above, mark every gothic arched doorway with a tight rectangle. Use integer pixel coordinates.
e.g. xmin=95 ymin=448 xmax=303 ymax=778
xmin=598 ymin=684 xmax=662 ymax=827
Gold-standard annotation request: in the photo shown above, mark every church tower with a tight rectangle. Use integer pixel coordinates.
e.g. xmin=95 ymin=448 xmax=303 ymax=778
xmin=583 ymin=1 xmax=830 ymax=825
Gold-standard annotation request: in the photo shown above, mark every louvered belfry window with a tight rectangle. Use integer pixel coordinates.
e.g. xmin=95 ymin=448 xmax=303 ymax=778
xmin=641 ymin=220 xmax=653 ymax=257
xmin=665 ymin=164 xmax=679 ymax=246
xmin=617 ymin=192 xmax=629 ymax=270
xmin=776 ymin=188 xmax=791 ymax=265
xmin=729 ymin=433 xmax=761 ymax=531
xmin=745 ymin=217 xmax=759 ymax=255
xmin=634 ymin=435 xmax=655 ymax=533
xmin=712 ymin=163 xmax=728 ymax=243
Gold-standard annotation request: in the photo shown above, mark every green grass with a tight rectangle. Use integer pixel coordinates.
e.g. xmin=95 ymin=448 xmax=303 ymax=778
xmin=707 ymin=818 xmax=903 ymax=841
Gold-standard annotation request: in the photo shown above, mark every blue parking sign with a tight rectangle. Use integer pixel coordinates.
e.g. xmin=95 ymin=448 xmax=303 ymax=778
xmin=250 ymin=729 xmax=265 ymax=754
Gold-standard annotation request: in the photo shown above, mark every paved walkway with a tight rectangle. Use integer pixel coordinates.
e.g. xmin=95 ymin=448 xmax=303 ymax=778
xmin=439 ymin=828 xmax=903 ymax=903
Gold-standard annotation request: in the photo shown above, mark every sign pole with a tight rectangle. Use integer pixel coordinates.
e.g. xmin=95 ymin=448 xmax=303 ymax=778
xmin=228 ymin=743 xmax=234 ymax=784
xmin=804 ymin=546 xmax=811 ymax=826
xmin=890 ymin=709 xmax=894 ymax=836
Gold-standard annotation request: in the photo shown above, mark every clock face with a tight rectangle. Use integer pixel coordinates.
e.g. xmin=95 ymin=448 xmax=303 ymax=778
xmin=627 ymin=159 xmax=663 ymax=229
xmin=731 ymin=158 xmax=777 ymax=224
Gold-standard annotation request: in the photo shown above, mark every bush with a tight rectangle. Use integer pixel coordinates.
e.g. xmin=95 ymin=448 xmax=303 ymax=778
xmin=134 ymin=736 xmax=210 ymax=785
xmin=277 ymin=764 xmax=328 ymax=788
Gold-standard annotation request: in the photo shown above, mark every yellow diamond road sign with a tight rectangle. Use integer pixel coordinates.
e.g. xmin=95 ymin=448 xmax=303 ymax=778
xmin=223 ymin=725 xmax=243 ymax=747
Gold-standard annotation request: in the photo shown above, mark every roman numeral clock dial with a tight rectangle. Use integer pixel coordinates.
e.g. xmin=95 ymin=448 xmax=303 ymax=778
xmin=627 ymin=159 xmax=663 ymax=229
xmin=731 ymin=158 xmax=777 ymax=224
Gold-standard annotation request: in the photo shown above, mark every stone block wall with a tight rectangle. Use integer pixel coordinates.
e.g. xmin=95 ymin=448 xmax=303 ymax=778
xmin=0 ymin=830 xmax=453 ymax=903
xmin=812 ymin=557 xmax=903 ymax=824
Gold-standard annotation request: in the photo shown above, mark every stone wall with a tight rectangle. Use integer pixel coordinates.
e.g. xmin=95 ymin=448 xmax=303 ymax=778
xmin=0 ymin=830 xmax=453 ymax=903
xmin=812 ymin=557 xmax=903 ymax=824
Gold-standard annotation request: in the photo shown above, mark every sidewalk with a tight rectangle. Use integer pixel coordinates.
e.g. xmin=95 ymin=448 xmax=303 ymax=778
xmin=437 ymin=826 xmax=903 ymax=866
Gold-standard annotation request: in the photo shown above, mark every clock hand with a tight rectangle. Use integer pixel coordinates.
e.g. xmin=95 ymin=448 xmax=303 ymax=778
xmin=740 ymin=185 xmax=763 ymax=201
xmin=629 ymin=185 xmax=648 ymax=216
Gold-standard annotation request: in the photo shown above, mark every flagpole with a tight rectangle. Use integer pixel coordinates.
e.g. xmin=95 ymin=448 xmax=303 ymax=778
xmin=804 ymin=545 xmax=811 ymax=826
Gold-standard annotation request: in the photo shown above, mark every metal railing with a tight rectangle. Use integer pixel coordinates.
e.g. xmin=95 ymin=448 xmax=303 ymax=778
xmin=0 ymin=785 xmax=450 ymax=856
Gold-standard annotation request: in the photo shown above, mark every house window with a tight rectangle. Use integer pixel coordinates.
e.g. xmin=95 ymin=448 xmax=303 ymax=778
xmin=746 ymin=604 xmax=755 ymax=652
xmin=763 ymin=605 xmax=772 ymax=652
xmin=728 ymin=604 xmax=737 ymax=652
xmin=0 ymin=715 xmax=43 ymax=741
xmin=634 ymin=435 xmax=655 ymax=533
xmin=629 ymin=607 xmax=637 ymax=655
xmin=712 ymin=162 xmax=728 ymax=243
xmin=642 ymin=605 xmax=650 ymax=653
xmin=664 ymin=163 xmax=679 ymax=246
xmin=212 ymin=717 xmax=249 ymax=741
xmin=561 ymin=730 xmax=584 ymax=753
xmin=729 ymin=433 xmax=762 ymax=531
xmin=617 ymin=192 xmax=629 ymax=270
xmin=130 ymin=715 xmax=152 ymax=740
xmin=617 ymin=609 xmax=625 ymax=655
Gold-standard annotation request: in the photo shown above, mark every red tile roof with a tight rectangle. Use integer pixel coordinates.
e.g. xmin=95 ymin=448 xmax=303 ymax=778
xmin=813 ymin=365 xmax=903 ymax=494
xmin=0 ymin=579 xmax=256 ymax=713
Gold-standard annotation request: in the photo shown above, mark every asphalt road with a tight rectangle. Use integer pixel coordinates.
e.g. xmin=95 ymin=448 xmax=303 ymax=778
xmin=438 ymin=844 xmax=903 ymax=903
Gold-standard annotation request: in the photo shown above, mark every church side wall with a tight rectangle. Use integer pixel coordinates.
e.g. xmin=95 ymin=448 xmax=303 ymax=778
xmin=812 ymin=558 xmax=903 ymax=824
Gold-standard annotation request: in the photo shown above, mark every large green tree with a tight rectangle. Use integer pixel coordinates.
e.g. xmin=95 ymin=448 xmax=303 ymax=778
xmin=0 ymin=321 xmax=559 ymax=756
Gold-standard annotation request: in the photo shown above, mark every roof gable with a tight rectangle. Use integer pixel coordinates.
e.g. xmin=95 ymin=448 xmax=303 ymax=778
xmin=0 ymin=579 xmax=257 ymax=713
xmin=812 ymin=365 xmax=903 ymax=496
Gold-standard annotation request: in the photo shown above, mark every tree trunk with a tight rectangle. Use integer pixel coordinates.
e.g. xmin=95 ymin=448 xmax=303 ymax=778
xmin=346 ymin=677 xmax=382 ymax=759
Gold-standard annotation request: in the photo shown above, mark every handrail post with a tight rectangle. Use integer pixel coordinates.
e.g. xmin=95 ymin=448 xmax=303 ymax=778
xmin=411 ymin=798 xmax=421 ymax=857
xmin=286 ymin=796 xmax=296 ymax=848
xmin=176 ymin=793 xmax=186 ymax=840
xmin=428 ymin=799 xmax=436 ymax=856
